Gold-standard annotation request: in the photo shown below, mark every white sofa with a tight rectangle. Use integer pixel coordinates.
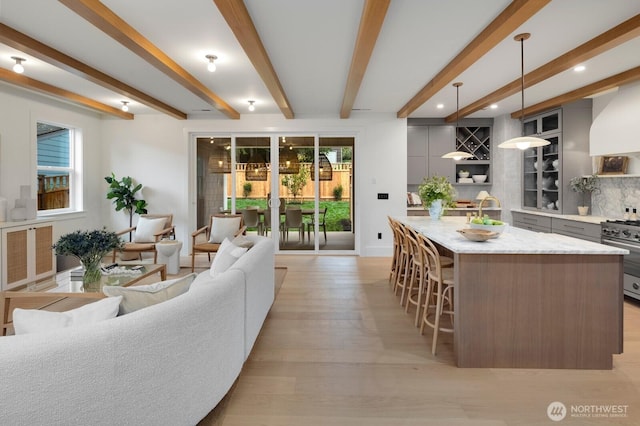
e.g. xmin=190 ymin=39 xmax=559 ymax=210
xmin=0 ymin=235 xmax=275 ymax=426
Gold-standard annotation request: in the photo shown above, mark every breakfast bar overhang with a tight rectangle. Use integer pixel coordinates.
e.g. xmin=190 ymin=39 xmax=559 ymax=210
xmin=396 ymin=216 xmax=628 ymax=369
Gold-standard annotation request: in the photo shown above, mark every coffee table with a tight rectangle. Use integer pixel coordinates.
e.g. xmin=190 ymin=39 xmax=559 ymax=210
xmin=1 ymin=264 xmax=166 ymax=336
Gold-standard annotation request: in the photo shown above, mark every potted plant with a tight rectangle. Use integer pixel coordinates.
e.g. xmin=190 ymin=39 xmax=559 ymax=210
xmin=105 ymin=173 xmax=148 ymax=230
xmin=53 ymin=228 xmax=123 ymax=284
xmin=242 ymin=182 xmax=252 ymax=198
xmin=569 ymin=174 xmax=600 ymax=216
xmin=418 ymin=175 xmax=456 ymax=220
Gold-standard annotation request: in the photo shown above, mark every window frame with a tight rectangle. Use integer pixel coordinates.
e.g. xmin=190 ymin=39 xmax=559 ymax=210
xmin=36 ymin=120 xmax=83 ymax=215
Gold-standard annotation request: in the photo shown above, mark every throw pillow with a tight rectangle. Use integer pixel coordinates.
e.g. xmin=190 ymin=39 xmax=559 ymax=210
xmin=103 ymin=273 xmax=197 ymax=315
xmin=208 ymin=216 xmax=242 ymax=244
xmin=209 ymin=238 xmax=248 ymax=277
xmin=12 ymin=296 xmax=123 ymax=335
xmin=134 ymin=217 xmax=166 ymax=243
xmin=232 ymin=234 xmax=254 ymax=249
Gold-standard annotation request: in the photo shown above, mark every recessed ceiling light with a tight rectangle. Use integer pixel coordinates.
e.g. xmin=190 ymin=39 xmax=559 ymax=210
xmin=490 ymin=104 xmax=498 ymax=109
xmin=574 ymin=65 xmax=586 ymax=72
xmin=436 ymin=103 xmax=444 ymax=109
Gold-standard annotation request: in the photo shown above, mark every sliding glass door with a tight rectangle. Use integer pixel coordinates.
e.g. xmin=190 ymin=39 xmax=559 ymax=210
xmin=195 ymin=133 xmax=354 ymax=253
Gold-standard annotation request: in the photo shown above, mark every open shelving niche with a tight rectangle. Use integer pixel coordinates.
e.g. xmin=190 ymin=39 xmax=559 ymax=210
xmin=454 ymin=125 xmax=491 ymax=186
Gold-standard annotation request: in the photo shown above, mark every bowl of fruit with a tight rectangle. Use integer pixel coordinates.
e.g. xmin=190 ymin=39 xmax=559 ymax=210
xmin=468 ymin=216 xmax=507 ymax=238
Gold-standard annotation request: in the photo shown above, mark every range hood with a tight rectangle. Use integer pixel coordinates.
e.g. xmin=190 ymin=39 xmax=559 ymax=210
xmin=590 ymin=81 xmax=640 ymax=156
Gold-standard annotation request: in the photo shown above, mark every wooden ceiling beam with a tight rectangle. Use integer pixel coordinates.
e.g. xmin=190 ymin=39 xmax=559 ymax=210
xmin=397 ymin=0 xmax=550 ymax=119
xmin=0 ymin=23 xmax=187 ymax=120
xmin=447 ymin=13 xmax=640 ymax=122
xmin=511 ymin=66 xmax=640 ymax=118
xmin=340 ymin=0 xmax=390 ymax=119
xmin=214 ymin=0 xmax=294 ymax=119
xmin=59 ymin=0 xmax=240 ymax=119
xmin=0 ymin=68 xmax=133 ymax=119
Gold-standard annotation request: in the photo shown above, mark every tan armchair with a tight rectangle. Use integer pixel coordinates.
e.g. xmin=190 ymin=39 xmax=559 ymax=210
xmin=191 ymin=214 xmax=245 ymax=272
xmin=112 ymin=214 xmax=175 ymax=263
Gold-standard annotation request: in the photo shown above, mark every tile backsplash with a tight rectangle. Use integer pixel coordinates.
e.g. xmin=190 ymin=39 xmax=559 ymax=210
xmin=592 ymin=177 xmax=640 ymax=219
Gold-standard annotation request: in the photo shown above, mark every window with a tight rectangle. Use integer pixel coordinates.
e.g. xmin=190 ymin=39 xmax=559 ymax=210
xmin=37 ymin=122 xmax=81 ymax=213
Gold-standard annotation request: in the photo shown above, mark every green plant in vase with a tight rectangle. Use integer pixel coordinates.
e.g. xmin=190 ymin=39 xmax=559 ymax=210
xmin=53 ymin=228 xmax=123 ymax=284
xmin=418 ymin=175 xmax=456 ymax=220
xmin=569 ymin=174 xmax=600 ymax=215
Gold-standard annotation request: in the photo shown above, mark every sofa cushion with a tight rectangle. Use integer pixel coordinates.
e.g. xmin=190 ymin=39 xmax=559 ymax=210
xmin=209 ymin=238 xmax=248 ymax=277
xmin=12 ymin=296 xmax=122 ymax=335
xmin=208 ymin=216 xmax=242 ymax=244
xmin=232 ymin=234 xmax=254 ymax=249
xmin=134 ymin=217 xmax=166 ymax=243
xmin=103 ymin=273 xmax=197 ymax=315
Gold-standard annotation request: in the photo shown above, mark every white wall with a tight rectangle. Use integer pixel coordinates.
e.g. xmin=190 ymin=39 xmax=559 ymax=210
xmin=0 ymin=85 xmax=105 ymax=238
xmin=101 ymin=112 xmax=407 ymax=257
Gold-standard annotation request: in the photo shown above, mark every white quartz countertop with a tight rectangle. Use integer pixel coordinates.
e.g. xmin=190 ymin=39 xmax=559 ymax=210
xmin=407 ymin=206 xmax=501 ymax=211
xmin=395 ymin=216 xmax=628 ymax=255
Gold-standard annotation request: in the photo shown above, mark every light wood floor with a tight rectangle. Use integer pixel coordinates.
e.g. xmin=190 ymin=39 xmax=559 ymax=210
xmin=209 ymin=254 xmax=640 ymax=425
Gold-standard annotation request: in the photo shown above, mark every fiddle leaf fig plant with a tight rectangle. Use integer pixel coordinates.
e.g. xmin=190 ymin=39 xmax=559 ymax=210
xmin=105 ymin=173 xmax=148 ymax=228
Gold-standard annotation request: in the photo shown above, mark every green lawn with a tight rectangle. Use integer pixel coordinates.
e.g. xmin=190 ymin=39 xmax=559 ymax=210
xmin=232 ymin=199 xmax=351 ymax=231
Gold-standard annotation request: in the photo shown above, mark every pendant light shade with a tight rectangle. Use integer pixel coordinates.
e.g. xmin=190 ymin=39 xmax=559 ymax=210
xmin=442 ymin=151 xmax=473 ymax=160
xmin=208 ymin=144 xmax=231 ymax=174
xmin=279 ymin=148 xmax=300 ymax=174
xmin=442 ymin=82 xmax=473 ymax=160
xmin=245 ymin=151 xmax=268 ymax=181
xmin=498 ymin=33 xmax=550 ymax=150
xmin=311 ymin=153 xmax=333 ymax=181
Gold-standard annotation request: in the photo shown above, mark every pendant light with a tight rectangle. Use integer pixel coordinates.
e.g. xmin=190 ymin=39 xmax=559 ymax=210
xmin=442 ymin=82 xmax=473 ymax=160
xmin=245 ymin=150 xmax=268 ymax=181
xmin=311 ymin=153 xmax=333 ymax=181
xmin=498 ymin=33 xmax=549 ymax=150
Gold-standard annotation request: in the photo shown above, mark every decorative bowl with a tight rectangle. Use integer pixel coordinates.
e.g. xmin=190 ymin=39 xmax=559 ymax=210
xmin=457 ymin=228 xmax=497 ymax=242
xmin=468 ymin=222 xmax=507 ymax=237
xmin=472 ymin=174 xmax=487 ymax=183
xmin=458 ymin=171 xmax=470 ymax=178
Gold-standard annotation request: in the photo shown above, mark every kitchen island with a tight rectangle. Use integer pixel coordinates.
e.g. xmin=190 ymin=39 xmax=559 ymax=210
xmin=396 ymin=216 xmax=627 ymax=369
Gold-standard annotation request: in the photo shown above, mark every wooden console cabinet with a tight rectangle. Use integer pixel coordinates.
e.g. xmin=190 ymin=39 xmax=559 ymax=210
xmin=1 ymin=220 xmax=55 ymax=290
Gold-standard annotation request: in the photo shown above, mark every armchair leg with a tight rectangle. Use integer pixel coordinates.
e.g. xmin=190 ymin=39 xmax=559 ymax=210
xmin=191 ymin=252 xmax=195 ymax=273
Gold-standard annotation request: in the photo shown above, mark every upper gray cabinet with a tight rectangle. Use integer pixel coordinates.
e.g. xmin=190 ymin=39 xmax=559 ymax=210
xmin=407 ymin=118 xmax=493 ymax=188
xmin=521 ymin=99 xmax=592 ymax=214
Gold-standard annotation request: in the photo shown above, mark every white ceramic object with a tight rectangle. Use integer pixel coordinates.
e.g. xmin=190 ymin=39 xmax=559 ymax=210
xmin=472 ymin=174 xmax=487 ymax=183
xmin=552 ymin=159 xmax=559 ymax=169
xmin=458 ymin=171 xmax=470 ymax=178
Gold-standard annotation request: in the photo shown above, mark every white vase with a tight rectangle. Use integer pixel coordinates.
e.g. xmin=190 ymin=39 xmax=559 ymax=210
xmin=577 ymin=206 xmax=589 ymax=216
xmin=428 ymin=199 xmax=443 ymax=220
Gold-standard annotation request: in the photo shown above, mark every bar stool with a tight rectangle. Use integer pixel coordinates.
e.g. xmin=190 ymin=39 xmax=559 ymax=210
xmin=404 ymin=228 xmax=428 ymax=326
xmin=387 ymin=217 xmax=401 ymax=287
xmin=419 ymin=233 xmax=455 ymax=355
xmin=392 ymin=221 xmax=412 ymax=301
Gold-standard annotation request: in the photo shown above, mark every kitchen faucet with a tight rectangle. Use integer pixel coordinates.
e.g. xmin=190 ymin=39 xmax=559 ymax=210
xmin=478 ymin=195 xmax=501 ymax=218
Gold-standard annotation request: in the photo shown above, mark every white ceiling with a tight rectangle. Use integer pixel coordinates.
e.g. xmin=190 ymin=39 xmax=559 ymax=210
xmin=0 ymin=0 xmax=639 ymax=120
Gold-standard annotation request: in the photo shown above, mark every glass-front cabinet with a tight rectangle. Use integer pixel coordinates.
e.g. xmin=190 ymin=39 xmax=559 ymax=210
xmin=522 ymin=109 xmax=562 ymax=211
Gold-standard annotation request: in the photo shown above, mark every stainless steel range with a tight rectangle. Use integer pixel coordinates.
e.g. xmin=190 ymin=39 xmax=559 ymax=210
xmin=602 ymin=220 xmax=640 ymax=301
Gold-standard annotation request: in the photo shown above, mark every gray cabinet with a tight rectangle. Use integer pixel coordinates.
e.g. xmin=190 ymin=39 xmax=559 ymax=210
xmin=512 ymin=211 xmax=602 ymax=243
xmin=512 ymin=211 xmax=551 ymax=233
xmin=521 ymin=100 xmax=592 ymax=214
xmin=407 ymin=119 xmax=492 ymax=189
xmin=551 ymin=217 xmax=601 ymax=243
xmin=406 ymin=124 xmax=455 ymax=185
